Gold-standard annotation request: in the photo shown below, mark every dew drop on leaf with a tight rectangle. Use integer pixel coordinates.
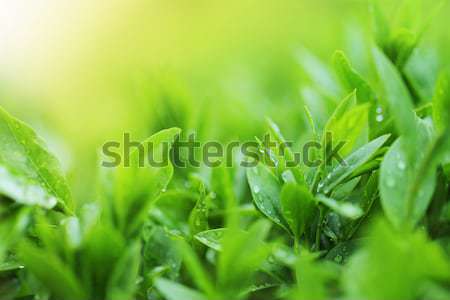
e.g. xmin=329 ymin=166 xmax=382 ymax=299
xmin=386 ymin=178 xmax=396 ymax=187
xmin=253 ymin=186 xmax=260 ymax=194
xmin=397 ymin=161 xmax=406 ymax=170
xmin=376 ymin=106 xmax=383 ymax=114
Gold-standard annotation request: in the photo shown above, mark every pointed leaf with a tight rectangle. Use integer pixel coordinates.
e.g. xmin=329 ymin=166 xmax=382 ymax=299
xmin=247 ymin=163 xmax=289 ymax=231
xmin=155 ymin=278 xmax=207 ymax=300
xmin=280 ymin=183 xmax=316 ymax=239
xmin=318 ymin=134 xmax=390 ymax=194
xmin=0 ymin=106 xmax=72 ymax=212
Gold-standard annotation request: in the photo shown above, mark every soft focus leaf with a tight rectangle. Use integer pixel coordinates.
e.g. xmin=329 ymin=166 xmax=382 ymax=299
xmin=380 ymin=120 xmax=449 ymax=229
xmin=106 ymin=241 xmax=141 ymax=300
xmin=0 ymin=106 xmax=72 ymax=212
xmin=333 ymin=51 xmax=376 ymax=104
xmin=372 ymin=47 xmax=417 ymax=158
xmin=343 ymin=220 xmax=450 ymax=300
xmin=318 ymin=134 xmax=389 ymax=194
xmin=247 ymin=162 xmax=289 ymax=231
xmin=19 ymin=243 xmax=86 ymax=300
xmin=280 ymin=183 xmax=316 ymax=240
xmin=155 ymin=278 xmax=207 ymax=300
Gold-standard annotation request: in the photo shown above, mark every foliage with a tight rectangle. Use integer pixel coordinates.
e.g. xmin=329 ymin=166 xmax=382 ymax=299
xmin=1 ymin=1 xmax=450 ymax=300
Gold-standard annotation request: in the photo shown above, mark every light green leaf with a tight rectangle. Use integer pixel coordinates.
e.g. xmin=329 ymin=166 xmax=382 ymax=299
xmin=18 ymin=242 xmax=86 ymax=300
xmin=155 ymin=278 xmax=207 ymax=300
xmin=0 ymin=206 xmax=30 ymax=261
xmin=296 ymin=48 xmax=341 ymax=99
xmin=280 ymin=183 xmax=316 ymax=240
xmin=218 ymin=220 xmax=272 ymax=298
xmin=372 ymin=47 xmax=417 ymax=159
xmin=176 ymin=240 xmax=216 ymax=297
xmin=194 ymin=228 xmax=226 ymax=252
xmin=266 ymin=118 xmax=305 ymax=184
xmin=142 ymin=224 xmax=181 ymax=279
xmin=247 ymin=163 xmax=289 ymax=231
xmin=102 ymin=127 xmax=181 ymax=237
xmin=316 ymin=195 xmax=363 ymax=219
xmin=343 ymin=220 xmax=450 ymax=300
xmin=188 ymin=186 xmax=209 ymax=236
xmin=333 ymin=51 xmax=376 ymax=104
xmin=433 ymin=72 xmax=450 ymax=134
xmin=0 ymin=106 xmax=72 ymax=212
xmin=380 ymin=120 xmax=448 ymax=229
xmin=318 ymin=134 xmax=389 ymax=194
xmin=106 ymin=242 xmax=141 ymax=300
xmin=369 ymin=1 xmax=391 ymax=49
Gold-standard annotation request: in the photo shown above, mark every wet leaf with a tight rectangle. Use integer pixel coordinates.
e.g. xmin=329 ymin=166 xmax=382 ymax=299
xmin=247 ymin=163 xmax=289 ymax=231
xmin=0 ymin=106 xmax=72 ymax=212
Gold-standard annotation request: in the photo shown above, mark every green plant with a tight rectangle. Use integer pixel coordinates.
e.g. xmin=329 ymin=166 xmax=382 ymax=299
xmin=1 ymin=1 xmax=450 ymax=300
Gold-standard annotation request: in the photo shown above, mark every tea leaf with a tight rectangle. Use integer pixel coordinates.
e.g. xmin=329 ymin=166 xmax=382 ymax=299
xmin=316 ymin=194 xmax=363 ymax=219
xmin=194 ymin=228 xmax=226 ymax=251
xmin=333 ymin=51 xmax=376 ymax=104
xmin=155 ymin=278 xmax=207 ymax=300
xmin=247 ymin=162 xmax=289 ymax=231
xmin=0 ymin=106 xmax=72 ymax=212
xmin=318 ymin=134 xmax=389 ymax=194
xmin=19 ymin=242 xmax=86 ymax=300
xmin=280 ymin=183 xmax=316 ymax=240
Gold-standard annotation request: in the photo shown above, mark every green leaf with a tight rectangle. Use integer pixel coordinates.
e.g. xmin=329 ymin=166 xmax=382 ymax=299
xmin=188 ymin=186 xmax=209 ymax=236
xmin=333 ymin=51 xmax=376 ymax=104
xmin=296 ymin=48 xmax=341 ymax=99
xmin=218 ymin=220 xmax=272 ymax=297
xmin=390 ymin=28 xmax=418 ymax=67
xmin=0 ymin=106 xmax=72 ymax=212
xmin=369 ymin=1 xmax=391 ymax=49
xmin=372 ymin=47 xmax=417 ymax=159
xmin=380 ymin=120 xmax=448 ymax=229
xmin=106 ymin=241 xmax=141 ymax=300
xmin=101 ymin=127 xmax=181 ymax=237
xmin=247 ymin=163 xmax=289 ymax=231
xmin=290 ymin=251 xmax=339 ymax=300
xmin=280 ymin=183 xmax=316 ymax=240
xmin=322 ymin=91 xmax=356 ymax=139
xmin=318 ymin=134 xmax=389 ymax=194
xmin=155 ymin=278 xmax=207 ymax=300
xmin=316 ymin=194 xmax=363 ymax=219
xmin=176 ymin=240 xmax=216 ymax=298
xmin=142 ymin=224 xmax=181 ymax=279
xmin=266 ymin=118 xmax=306 ymax=184
xmin=433 ymin=72 xmax=450 ymax=134
xmin=0 ymin=205 xmax=30 ymax=261
xmin=18 ymin=242 xmax=86 ymax=300
xmin=194 ymin=228 xmax=226 ymax=252
xmin=343 ymin=220 xmax=450 ymax=300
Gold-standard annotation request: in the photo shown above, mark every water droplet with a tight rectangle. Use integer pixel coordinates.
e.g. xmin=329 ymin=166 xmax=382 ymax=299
xmin=326 ymin=173 xmax=332 ymax=180
xmin=397 ymin=161 xmax=406 ymax=170
xmin=376 ymin=106 xmax=383 ymax=114
xmin=386 ymin=178 xmax=396 ymax=187
xmin=376 ymin=114 xmax=384 ymax=122
xmin=161 ymin=188 xmax=167 ymax=193
xmin=253 ymin=186 xmax=260 ymax=194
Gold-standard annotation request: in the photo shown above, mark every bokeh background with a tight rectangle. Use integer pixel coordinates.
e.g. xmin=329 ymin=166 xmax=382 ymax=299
xmin=1 ymin=0 xmax=449 ymax=203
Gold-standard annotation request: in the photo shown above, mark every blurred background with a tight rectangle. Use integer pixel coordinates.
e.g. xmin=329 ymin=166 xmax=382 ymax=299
xmin=1 ymin=0 xmax=449 ymax=202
